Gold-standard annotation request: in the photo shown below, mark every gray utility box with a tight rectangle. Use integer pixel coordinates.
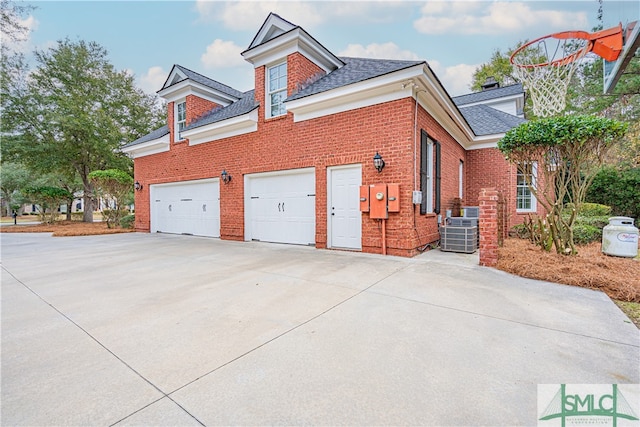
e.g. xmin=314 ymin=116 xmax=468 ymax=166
xmin=440 ymin=226 xmax=478 ymax=253
xmin=446 ymin=217 xmax=478 ymax=227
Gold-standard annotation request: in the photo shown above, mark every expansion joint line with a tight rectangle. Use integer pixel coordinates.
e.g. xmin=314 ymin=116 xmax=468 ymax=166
xmin=1 ymin=266 xmax=205 ymax=427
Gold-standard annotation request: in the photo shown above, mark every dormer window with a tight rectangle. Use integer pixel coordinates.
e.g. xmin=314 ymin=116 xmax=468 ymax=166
xmin=176 ymin=100 xmax=186 ymax=139
xmin=267 ymin=62 xmax=287 ymax=118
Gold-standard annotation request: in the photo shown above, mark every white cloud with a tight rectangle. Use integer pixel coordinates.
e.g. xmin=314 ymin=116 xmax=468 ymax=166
xmin=414 ymin=2 xmax=588 ymax=35
xmin=194 ymin=1 xmax=411 ymax=30
xmin=137 ymin=66 xmax=168 ymax=94
xmin=339 ymin=42 xmax=420 ymax=60
xmin=2 ymin=14 xmax=39 ymax=53
xmin=200 ymin=39 xmax=246 ymax=69
xmin=195 ymin=1 xmax=322 ymax=31
xmin=428 ymin=60 xmax=479 ymax=96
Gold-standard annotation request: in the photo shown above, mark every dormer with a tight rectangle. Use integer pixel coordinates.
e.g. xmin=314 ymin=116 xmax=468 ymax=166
xmin=242 ymin=13 xmax=344 ymax=119
xmin=157 ymin=65 xmax=244 ymax=141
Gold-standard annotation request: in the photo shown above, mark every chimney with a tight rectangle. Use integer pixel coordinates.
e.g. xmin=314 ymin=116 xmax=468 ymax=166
xmin=481 ymin=76 xmax=500 ymax=91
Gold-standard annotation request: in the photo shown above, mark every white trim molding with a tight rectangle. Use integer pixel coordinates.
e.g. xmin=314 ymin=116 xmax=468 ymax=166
xmin=121 ymin=134 xmax=170 ymax=159
xmin=181 ymin=109 xmax=259 ymax=146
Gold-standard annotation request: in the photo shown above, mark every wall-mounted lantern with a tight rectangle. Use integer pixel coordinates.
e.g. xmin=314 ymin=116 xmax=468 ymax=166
xmin=373 ymin=152 xmax=385 ymax=173
xmin=221 ymin=170 xmax=232 ymax=184
xmin=134 ymin=181 xmax=143 ymax=191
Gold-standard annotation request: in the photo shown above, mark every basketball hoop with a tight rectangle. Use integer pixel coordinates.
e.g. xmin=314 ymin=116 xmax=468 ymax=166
xmin=510 ymin=24 xmax=623 ymax=117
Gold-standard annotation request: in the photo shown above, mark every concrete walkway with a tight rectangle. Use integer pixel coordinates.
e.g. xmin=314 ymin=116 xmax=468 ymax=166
xmin=1 ymin=232 xmax=638 ymax=426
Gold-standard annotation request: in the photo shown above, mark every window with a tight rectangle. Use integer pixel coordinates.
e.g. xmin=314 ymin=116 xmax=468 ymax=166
xmin=176 ymin=101 xmax=186 ymax=139
xmin=420 ymin=130 xmax=433 ymax=214
xmin=516 ymin=162 xmax=537 ymax=212
xmin=459 ymin=160 xmax=464 ymax=199
xmin=267 ymin=62 xmax=287 ymax=117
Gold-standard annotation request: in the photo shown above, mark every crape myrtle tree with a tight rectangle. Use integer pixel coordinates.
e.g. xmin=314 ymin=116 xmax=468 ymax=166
xmin=1 ymin=38 xmax=165 ymax=222
xmin=498 ymin=115 xmax=627 ymax=255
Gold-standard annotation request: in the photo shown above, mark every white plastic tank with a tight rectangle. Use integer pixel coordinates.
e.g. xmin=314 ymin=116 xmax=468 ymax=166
xmin=602 ymin=217 xmax=639 ymax=258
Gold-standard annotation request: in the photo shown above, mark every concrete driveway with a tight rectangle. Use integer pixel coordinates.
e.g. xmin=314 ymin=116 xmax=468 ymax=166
xmin=1 ymin=232 xmax=638 ymax=426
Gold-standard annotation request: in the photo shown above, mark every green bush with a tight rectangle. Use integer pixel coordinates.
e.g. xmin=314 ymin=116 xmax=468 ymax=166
xmin=587 ymin=167 xmax=640 ymax=219
xmin=575 ymin=215 xmax=609 ymax=229
xmin=120 ymin=214 xmax=134 ymax=229
xmin=579 ymin=203 xmax=612 ymax=217
xmin=572 ymin=223 xmax=602 ymax=245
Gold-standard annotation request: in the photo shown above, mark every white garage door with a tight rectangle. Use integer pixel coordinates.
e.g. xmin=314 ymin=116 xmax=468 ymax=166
xmin=245 ymin=169 xmax=315 ymax=245
xmin=150 ymin=179 xmax=220 ymax=237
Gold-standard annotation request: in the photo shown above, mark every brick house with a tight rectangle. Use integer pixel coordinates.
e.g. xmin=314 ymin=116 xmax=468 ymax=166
xmin=123 ymin=13 xmax=540 ymax=257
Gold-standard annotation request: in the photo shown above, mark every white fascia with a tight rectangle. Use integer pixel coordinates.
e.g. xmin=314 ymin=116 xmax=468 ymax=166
xmin=286 ymin=64 xmax=424 ymax=122
xmin=157 ymin=80 xmax=238 ymax=106
xmin=465 ymin=134 xmax=503 ymax=150
xmin=242 ymin=28 xmax=342 ymax=72
xmin=456 ymin=93 xmax=523 ymax=109
xmin=182 ymin=108 xmax=259 ymax=146
xmin=121 ymin=134 xmax=170 ymax=159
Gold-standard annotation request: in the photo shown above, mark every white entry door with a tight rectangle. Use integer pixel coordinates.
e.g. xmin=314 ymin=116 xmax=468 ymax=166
xmin=328 ymin=165 xmax=362 ymax=249
xmin=150 ymin=179 xmax=220 ymax=237
xmin=245 ymin=169 xmax=315 ymax=245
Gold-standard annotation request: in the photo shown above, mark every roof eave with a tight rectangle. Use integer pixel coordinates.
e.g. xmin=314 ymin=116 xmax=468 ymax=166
xmin=180 ymin=108 xmax=259 ymax=146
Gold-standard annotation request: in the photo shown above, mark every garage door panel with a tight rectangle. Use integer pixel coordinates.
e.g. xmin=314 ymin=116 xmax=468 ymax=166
xmin=246 ymin=170 xmax=315 ymax=245
xmin=151 ymin=180 xmax=220 ymax=238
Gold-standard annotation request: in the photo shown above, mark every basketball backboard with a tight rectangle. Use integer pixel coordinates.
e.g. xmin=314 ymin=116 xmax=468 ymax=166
xmin=603 ymin=20 xmax=640 ymax=94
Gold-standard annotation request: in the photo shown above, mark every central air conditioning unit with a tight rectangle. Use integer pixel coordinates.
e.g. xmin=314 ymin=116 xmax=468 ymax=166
xmin=462 ymin=206 xmax=479 ymax=219
xmin=440 ymin=225 xmax=478 ymax=253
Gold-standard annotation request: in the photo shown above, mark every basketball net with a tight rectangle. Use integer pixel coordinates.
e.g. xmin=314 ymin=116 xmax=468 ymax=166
xmin=510 ymin=25 xmax=624 ymax=117
xmin=511 ymin=37 xmax=591 ymax=117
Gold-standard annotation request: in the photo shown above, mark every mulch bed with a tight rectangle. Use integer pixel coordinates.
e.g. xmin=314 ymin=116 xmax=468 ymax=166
xmin=497 ymin=238 xmax=640 ymax=302
xmin=0 ymin=221 xmax=134 ymax=237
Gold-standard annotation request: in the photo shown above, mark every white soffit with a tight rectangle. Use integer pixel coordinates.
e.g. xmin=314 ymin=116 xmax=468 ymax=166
xmin=122 ymin=134 xmax=170 ymax=158
xmin=157 ymin=80 xmax=238 ymax=106
xmin=243 ymin=28 xmax=342 ymax=72
xmin=181 ymin=109 xmax=259 ymax=146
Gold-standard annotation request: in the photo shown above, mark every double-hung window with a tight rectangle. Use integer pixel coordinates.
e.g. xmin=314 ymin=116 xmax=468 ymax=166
xmin=176 ymin=100 xmax=186 ymax=139
xmin=267 ymin=62 xmax=287 ymax=118
xmin=516 ymin=162 xmax=537 ymax=212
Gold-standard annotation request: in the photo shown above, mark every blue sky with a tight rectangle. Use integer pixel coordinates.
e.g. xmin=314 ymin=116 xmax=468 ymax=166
xmin=9 ymin=1 xmax=640 ymax=96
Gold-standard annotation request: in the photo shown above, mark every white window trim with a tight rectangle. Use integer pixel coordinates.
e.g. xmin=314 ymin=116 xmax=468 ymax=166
xmin=266 ymin=62 xmax=287 ymax=118
xmin=175 ymin=99 xmax=186 ymax=141
xmin=425 ymin=139 xmax=433 ymax=213
xmin=516 ymin=161 xmax=537 ymax=213
xmin=459 ymin=160 xmax=464 ymax=199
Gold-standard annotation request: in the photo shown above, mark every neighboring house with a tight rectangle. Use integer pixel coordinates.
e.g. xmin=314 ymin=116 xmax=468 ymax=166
xmin=123 ymin=13 xmax=541 ymax=256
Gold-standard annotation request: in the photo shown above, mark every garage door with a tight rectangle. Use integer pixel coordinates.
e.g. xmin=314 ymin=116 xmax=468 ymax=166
xmin=150 ymin=179 xmax=220 ymax=237
xmin=245 ymin=169 xmax=315 ymax=245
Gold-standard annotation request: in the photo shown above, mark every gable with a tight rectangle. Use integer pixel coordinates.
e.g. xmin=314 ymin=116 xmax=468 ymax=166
xmin=247 ymin=13 xmax=296 ymax=50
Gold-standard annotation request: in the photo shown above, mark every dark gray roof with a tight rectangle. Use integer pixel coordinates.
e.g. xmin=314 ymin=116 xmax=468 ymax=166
xmin=183 ymin=90 xmax=258 ymax=131
xmin=162 ymin=65 xmax=244 ymax=99
xmin=459 ymin=104 xmax=526 ymax=136
xmin=123 ymin=125 xmax=169 ymax=148
xmin=452 ymin=83 xmax=524 ymax=106
xmin=286 ymin=57 xmax=424 ymax=102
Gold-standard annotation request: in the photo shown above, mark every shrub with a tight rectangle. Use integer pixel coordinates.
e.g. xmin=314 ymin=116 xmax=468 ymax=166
xmin=579 ymin=203 xmax=612 ymax=217
xmin=587 ymin=167 xmax=640 ymax=219
xmin=572 ymin=223 xmax=602 ymax=245
xmin=120 ymin=214 xmax=134 ymax=229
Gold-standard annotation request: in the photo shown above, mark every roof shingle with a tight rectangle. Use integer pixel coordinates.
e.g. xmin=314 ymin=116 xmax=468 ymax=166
xmin=452 ymin=83 xmax=524 ymax=106
xmin=122 ymin=125 xmax=169 ymax=148
xmin=459 ymin=104 xmax=526 ymax=136
xmin=286 ymin=57 xmax=424 ymax=102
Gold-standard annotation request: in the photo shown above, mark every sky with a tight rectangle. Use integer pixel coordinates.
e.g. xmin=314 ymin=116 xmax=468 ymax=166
xmin=7 ymin=0 xmax=640 ymax=97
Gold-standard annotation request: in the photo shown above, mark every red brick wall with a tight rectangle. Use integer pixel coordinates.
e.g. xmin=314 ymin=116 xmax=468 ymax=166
xmin=186 ymin=95 xmax=219 ymax=126
xmin=466 ymin=147 xmax=546 ymax=230
xmin=133 ymin=92 xmax=469 ymax=256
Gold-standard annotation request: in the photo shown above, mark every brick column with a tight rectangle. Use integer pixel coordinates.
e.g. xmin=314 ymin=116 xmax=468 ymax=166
xmin=479 ymin=187 xmax=499 ymax=267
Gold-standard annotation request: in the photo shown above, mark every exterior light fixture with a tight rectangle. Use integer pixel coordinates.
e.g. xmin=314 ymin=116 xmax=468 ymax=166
xmin=373 ymin=152 xmax=385 ymax=173
xmin=221 ymin=170 xmax=232 ymax=184
xmin=134 ymin=181 xmax=143 ymax=191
